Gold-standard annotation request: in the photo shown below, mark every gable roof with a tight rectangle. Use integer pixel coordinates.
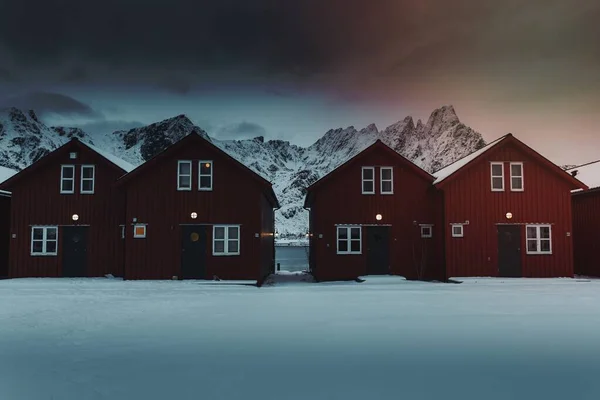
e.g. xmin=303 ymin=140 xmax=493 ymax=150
xmin=304 ymin=139 xmax=434 ymax=207
xmin=0 ymin=138 xmax=133 ymax=192
xmin=116 ymin=131 xmax=280 ymax=208
xmin=432 ymin=133 xmax=587 ymax=191
xmin=566 ymin=160 xmax=600 ymax=193
xmin=0 ymin=166 xmax=18 ymax=196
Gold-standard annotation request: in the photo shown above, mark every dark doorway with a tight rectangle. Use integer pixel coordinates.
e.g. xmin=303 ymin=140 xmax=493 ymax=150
xmin=181 ymin=225 xmax=207 ymax=279
xmin=62 ymin=226 xmax=89 ymax=277
xmin=366 ymin=226 xmax=390 ymax=275
xmin=497 ymin=225 xmax=522 ymax=277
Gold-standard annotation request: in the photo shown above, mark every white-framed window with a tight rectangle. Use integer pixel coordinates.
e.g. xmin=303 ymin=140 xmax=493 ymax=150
xmin=380 ymin=167 xmax=393 ymax=194
xmin=133 ymin=224 xmax=147 ymax=238
xmin=510 ymin=162 xmax=524 ymax=191
xmin=337 ymin=226 xmax=361 ymax=254
xmin=420 ymin=225 xmax=433 ymax=238
xmin=451 ymin=224 xmax=464 ymax=238
xmin=526 ymin=225 xmax=552 ymax=255
xmin=490 ymin=162 xmax=504 ymax=191
xmin=31 ymin=226 xmax=58 ymax=256
xmin=60 ymin=165 xmax=75 ymax=194
xmin=362 ymin=167 xmax=375 ymax=194
xmin=119 ymin=225 xmax=125 ymax=239
xmin=80 ymin=165 xmax=95 ymax=194
xmin=177 ymin=160 xmax=192 ymax=191
xmin=199 ymin=160 xmax=213 ymax=191
xmin=213 ymin=225 xmax=240 ymax=256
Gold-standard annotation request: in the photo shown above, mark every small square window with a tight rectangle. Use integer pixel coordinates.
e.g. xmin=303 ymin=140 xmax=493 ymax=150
xmin=69 ymin=152 xmax=77 ymax=159
xmin=421 ymin=225 xmax=433 ymax=238
xmin=452 ymin=225 xmax=464 ymax=238
xmin=134 ymin=224 xmax=147 ymax=238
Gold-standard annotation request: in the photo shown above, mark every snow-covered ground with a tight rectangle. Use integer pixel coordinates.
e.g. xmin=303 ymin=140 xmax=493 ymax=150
xmin=2 ymin=276 xmax=600 ymax=400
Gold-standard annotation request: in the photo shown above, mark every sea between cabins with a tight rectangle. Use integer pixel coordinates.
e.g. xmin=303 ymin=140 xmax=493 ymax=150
xmin=1 ymin=275 xmax=600 ymax=400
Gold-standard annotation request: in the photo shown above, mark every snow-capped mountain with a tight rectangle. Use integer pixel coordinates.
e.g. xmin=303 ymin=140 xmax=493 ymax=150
xmin=0 ymin=105 xmax=485 ymax=241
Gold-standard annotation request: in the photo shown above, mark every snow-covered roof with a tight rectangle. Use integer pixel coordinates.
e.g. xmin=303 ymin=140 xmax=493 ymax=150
xmin=83 ymin=142 xmax=136 ymax=172
xmin=0 ymin=166 xmax=17 ymax=185
xmin=566 ymin=160 xmax=600 ymax=191
xmin=432 ymin=135 xmax=508 ymax=184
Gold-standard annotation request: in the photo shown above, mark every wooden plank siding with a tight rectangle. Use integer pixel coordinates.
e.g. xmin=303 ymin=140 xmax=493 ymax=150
xmin=121 ymin=134 xmax=277 ymax=282
xmin=440 ymin=142 xmax=576 ymax=278
xmin=0 ymin=140 xmax=127 ymax=278
xmin=306 ymin=141 xmax=445 ymax=282
xmin=572 ymin=190 xmax=600 ymax=276
xmin=0 ymin=194 xmax=10 ymax=277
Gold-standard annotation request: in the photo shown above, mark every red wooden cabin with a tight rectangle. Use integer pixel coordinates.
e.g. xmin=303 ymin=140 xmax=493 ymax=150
xmin=304 ymin=140 xmax=445 ymax=282
xmin=116 ymin=132 xmax=279 ymax=284
xmin=566 ymin=161 xmax=600 ymax=277
xmin=433 ymin=133 xmax=587 ymax=278
xmin=0 ymin=190 xmax=10 ymax=278
xmin=0 ymin=138 xmax=134 ymax=278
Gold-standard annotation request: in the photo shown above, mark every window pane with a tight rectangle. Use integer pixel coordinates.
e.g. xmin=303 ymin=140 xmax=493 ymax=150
xmin=363 ymin=168 xmax=373 ymax=180
xmin=82 ymin=167 xmax=94 ymax=178
xmin=382 ymin=181 xmax=392 ymax=193
xmin=527 ymin=239 xmax=538 ymax=252
xmin=82 ymin=180 xmax=93 ymax=192
xmin=492 ymin=177 xmax=503 ymax=189
xmin=214 ymin=240 xmax=225 ymax=253
xmin=338 ymin=228 xmax=348 ymax=239
xmin=179 ymin=176 xmax=191 ymax=188
xmin=381 ymin=168 xmax=392 ymax=180
xmin=540 ymin=227 xmax=550 ymax=239
xmin=511 ymin=164 xmax=522 ymax=176
xmin=214 ymin=227 xmax=225 ymax=240
xmin=47 ymin=228 xmax=57 ymax=240
xmin=338 ymin=240 xmax=348 ymax=252
xmin=491 ymin=164 xmax=503 ymax=176
xmin=540 ymin=239 xmax=551 ymax=252
xmin=350 ymin=227 xmax=360 ymax=239
xmin=453 ymin=226 xmax=462 ymax=236
xmin=363 ymin=181 xmax=374 ymax=193
xmin=200 ymin=162 xmax=212 ymax=175
xmin=33 ymin=228 xmax=43 ymax=240
xmin=228 ymin=227 xmax=239 ymax=240
xmin=46 ymin=241 xmax=57 ymax=253
xmin=228 ymin=240 xmax=239 ymax=253
xmin=179 ymin=162 xmax=191 ymax=175
xmin=350 ymin=240 xmax=360 ymax=252
xmin=62 ymin=180 xmax=73 ymax=191
xmin=62 ymin=167 xmax=74 ymax=178
xmin=422 ymin=227 xmax=431 ymax=237
xmin=200 ymin=176 xmax=212 ymax=188
xmin=511 ymin=177 xmax=522 ymax=190
xmin=32 ymin=241 xmax=43 ymax=253
xmin=526 ymin=227 xmax=537 ymax=239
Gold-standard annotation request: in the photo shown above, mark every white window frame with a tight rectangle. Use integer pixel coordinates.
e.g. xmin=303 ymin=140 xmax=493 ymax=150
xmin=80 ymin=165 xmax=95 ymax=194
xmin=361 ymin=167 xmax=375 ymax=195
xmin=30 ymin=226 xmax=58 ymax=256
xmin=490 ymin=162 xmax=505 ymax=192
xmin=60 ymin=165 xmax=75 ymax=194
xmin=510 ymin=162 xmax=524 ymax=192
xmin=420 ymin=225 xmax=433 ymax=238
xmin=213 ymin=225 xmax=240 ymax=256
xmin=177 ymin=160 xmax=192 ymax=191
xmin=119 ymin=225 xmax=125 ymax=239
xmin=451 ymin=224 xmax=464 ymax=238
xmin=380 ymin=167 xmax=394 ymax=195
xmin=336 ymin=225 xmax=362 ymax=254
xmin=198 ymin=160 xmax=213 ymax=191
xmin=526 ymin=224 xmax=552 ymax=255
xmin=133 ymin=224 xmax=147 ymax=238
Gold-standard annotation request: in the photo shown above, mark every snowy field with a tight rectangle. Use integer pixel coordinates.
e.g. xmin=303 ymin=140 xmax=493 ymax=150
xmin=2 ymin=276 xmax=600 ymax=400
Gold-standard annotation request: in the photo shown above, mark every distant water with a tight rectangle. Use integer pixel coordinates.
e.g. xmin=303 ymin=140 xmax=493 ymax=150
xmin=275 ymin=246 xmax=309 ymax=272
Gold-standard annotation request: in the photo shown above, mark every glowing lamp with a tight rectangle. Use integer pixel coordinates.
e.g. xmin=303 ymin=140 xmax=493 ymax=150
xmin=376 ymin=214 xmax=383 ymax=221
xmin=205 ymin=163 xmax=211 ymax=168
xmin=506 ymin=212 xmax=513 ymax=220
xmin=72 ymin=214 xmax=79 ymax=221
xmin=191 ymin=212 xmax=198 ymax=219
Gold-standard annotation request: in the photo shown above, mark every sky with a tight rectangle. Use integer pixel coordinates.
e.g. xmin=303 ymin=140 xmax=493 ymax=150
xmin=0 ymin=0 xmax=599 ymax=164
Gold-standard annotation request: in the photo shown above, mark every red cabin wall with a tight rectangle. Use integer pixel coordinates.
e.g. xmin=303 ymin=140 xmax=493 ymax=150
xmin=0 ymin=195 xmax=10 ymax=277
xmin=123 ymin=141 xmax=272 ymax=281
xmin=441 ymin=143 xmax=574 ymax=278
xmin=309 ymin=148 xmax=445 ymax=281
xmin=7 ymin=144 xmax=126 ymax=278
xmin=572 ymin=190 xmax=600 ymax=276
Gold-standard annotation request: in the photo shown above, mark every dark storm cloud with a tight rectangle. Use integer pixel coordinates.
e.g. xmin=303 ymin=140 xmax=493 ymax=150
xmin=0 ymin=92 xmax=102 ymax=118
xmin=216 ymin=121 xmax=267 ymax=140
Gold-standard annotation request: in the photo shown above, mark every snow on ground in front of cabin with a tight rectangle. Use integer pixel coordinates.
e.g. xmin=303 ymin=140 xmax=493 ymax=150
xmin=2 ymin=276 xmax=600 ymax=400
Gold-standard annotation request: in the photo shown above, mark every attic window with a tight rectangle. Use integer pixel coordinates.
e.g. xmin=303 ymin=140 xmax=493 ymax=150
xmin=60 ymin=165 xmax=75 ymax=194
xmin=490 ymin=162 xmax=504 ymax=191
xmin=69 ymin=152 xmax=77 ymax=159
xmin=420 ymin=225 xmax=433 ymax=238
xmin=362 ymin=167 xmax=375 ymax=194
xmin=452 ymin=224 xmax=464 ymax=238
xmin=380 ymin=167 xmax=394 ymax=194
xmin=177 ymin=160 xmax=192 ymax=191
xmin=80 ymin=165 xmax=95 ymax=194
xmin=133 ymin=224 xmax=147 ymax=238
xmin=199 ymin=161 xmax=213 ymax=191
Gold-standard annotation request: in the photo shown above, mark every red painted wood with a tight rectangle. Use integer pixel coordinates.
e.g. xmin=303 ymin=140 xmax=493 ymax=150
xmin=572 ymin=190 xmax=600 ymax=276
xmin=0 ymin=195 xmax=10 ymax=276
xmin=121 ymin=135 xmax=276 ymax=282
xmin=440 ymin=142 xmax=575 ymax=278
xmin=1 ymin=140 xmax=127 ymax=278
xmin=306 ymin=141 xmax=445 ymax=281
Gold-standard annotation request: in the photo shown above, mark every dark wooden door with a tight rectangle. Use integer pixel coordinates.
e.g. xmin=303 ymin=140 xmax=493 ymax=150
xmin=366 ymin=226 xmax=390 ymax=275
xmin=62 ymin=226 xmax=88 ymax=277
xmin=497 ymin=225 xmax=522 ymax=277
xmin=181 ymin=225 xmax=207 ymax=279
